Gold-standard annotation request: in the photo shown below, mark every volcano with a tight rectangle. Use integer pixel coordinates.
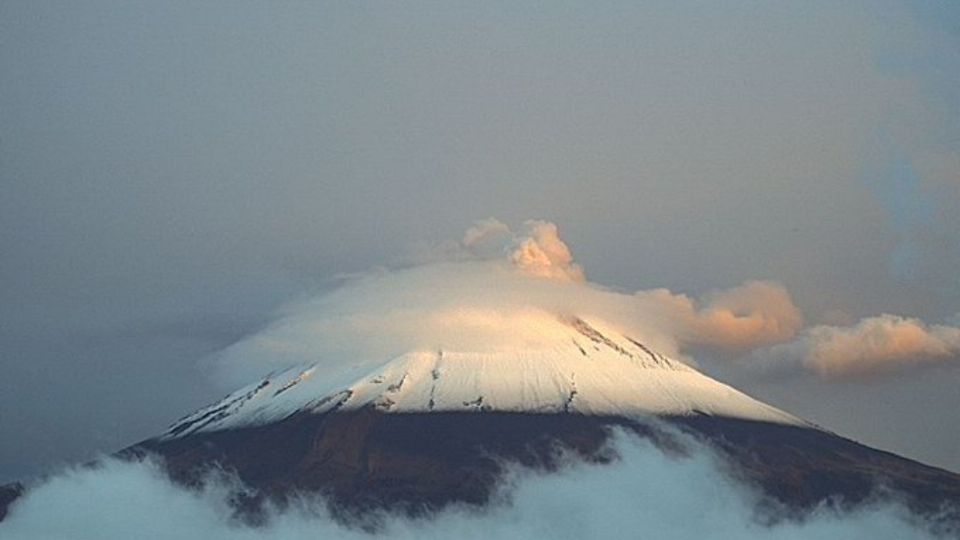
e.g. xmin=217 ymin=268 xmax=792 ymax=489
xmin=3 ymin=315 xmax=959 ymax=529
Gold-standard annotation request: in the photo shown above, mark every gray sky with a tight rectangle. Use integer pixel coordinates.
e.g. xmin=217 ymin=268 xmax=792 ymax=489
xmin=1 ymin=0 xmax=958 ymax=483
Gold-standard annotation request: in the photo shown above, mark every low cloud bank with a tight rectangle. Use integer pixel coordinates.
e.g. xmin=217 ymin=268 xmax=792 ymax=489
xmin=1 ymin=433 xmax=945 ymax=540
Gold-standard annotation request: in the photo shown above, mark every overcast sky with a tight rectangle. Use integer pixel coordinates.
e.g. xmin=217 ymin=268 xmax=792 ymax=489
xmin=1 ymin=0 xmax=958 ymax=483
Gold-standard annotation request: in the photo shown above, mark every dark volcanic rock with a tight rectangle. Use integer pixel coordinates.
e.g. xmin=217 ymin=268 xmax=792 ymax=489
xmin=0 ymin=482 xmax=24 ymax=522
xmin=671 ymin=416 xmax=960 ymax=518
xmin=3 ymin=410 xmax=959 ymax=530
xmin=128 ymin=409 xmax=664 ymax=518
xmin=127 ymin=409 xmax=960 ymax=524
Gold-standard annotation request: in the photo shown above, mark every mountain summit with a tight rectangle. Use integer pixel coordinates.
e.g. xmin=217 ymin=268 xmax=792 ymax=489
xmin=3 ymin=220 xmax=960 ymax=532
xmin=162 ymin=315 xmax=800 ymax=439
xmin=95 ymin=312 xmax=952 ymax=528
xmin=2 ymin=309 xmax=959 ymax=531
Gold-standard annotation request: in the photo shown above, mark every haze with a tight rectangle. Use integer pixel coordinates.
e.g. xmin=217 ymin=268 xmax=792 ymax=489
xmin=1 ymin=0 xmax=958 ymax=484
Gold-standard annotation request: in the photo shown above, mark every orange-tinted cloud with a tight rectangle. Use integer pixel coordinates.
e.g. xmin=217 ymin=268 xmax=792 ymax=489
xmin=758 ymin=314 xmax=960 ymax=378
xmin=636 ymin=281 xmax=804 ymax=355
xmin=462 ymin=219 xmax=585 ymax=282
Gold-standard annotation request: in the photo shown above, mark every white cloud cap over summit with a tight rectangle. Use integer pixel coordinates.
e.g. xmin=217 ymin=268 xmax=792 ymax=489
xmin=212 ymin=218 xmax=958 ymax=389
xmin=212 ymin=219 xmax=806 ymax=387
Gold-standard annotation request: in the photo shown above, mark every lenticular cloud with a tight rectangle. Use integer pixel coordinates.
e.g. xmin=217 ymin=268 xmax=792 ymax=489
xmin=209 ymin=219 xmax=810 ymax=387
xmin=206 ymin=218 xmax=959 ymax=388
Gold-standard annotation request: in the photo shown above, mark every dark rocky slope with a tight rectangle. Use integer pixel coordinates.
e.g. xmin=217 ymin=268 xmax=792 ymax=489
xmin=132 ymin=409 xmax=960 ymax=526
xmin=3 ymin=409 xmax=958 ymax=533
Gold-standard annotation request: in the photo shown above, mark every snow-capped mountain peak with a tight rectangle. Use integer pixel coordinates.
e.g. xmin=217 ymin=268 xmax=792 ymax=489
xmin=163 ymin=315 xmax=803 ymax=438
